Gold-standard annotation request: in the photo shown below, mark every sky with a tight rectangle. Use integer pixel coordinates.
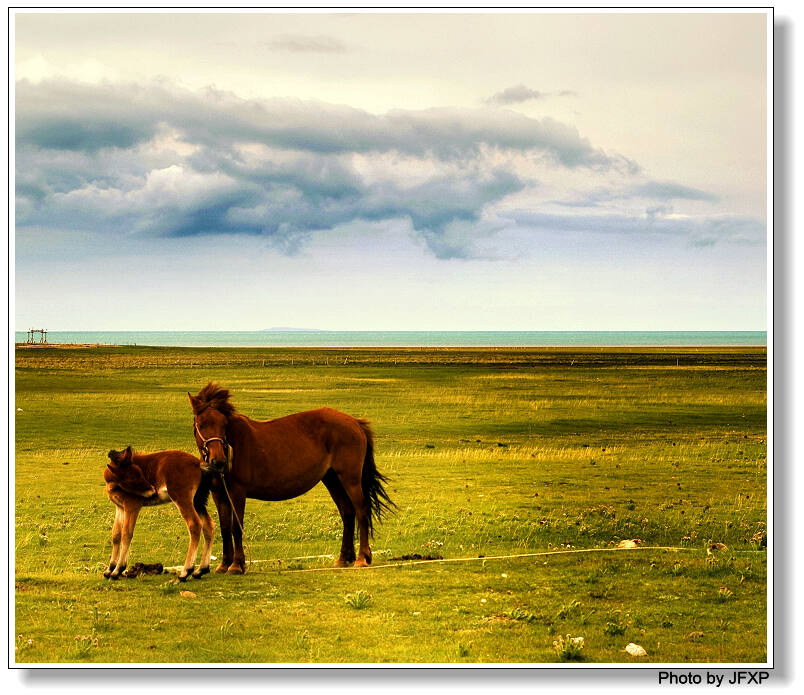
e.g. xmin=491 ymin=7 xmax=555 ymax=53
xmin=13 ymin=11 xmax=769 ymax=331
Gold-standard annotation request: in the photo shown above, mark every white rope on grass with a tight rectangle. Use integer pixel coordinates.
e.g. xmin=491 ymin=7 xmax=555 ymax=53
xmin=275 ymin=545 xmax=696 ymax=574
xmin=163 ymin=553 xmax=336 ymax=573
xmin=163 ymin=549 xmax=401 ymax=572
xmin=163 ymin=545 xmax=763 ymax=575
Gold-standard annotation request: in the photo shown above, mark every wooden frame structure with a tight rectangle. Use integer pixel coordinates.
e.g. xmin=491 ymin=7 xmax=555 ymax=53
xmin=26 ymin=328 xmax=48 ymax=344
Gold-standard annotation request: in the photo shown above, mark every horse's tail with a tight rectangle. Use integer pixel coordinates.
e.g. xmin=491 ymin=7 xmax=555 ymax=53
xmin=358 ymin=419 xmax=395 ymax=536
xmin=194 ymin=468 xmax=214 ymax=514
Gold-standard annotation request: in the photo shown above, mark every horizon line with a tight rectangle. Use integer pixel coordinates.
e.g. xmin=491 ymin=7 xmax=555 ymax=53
xmin=13 ymin=328 xmax=768 ymax=333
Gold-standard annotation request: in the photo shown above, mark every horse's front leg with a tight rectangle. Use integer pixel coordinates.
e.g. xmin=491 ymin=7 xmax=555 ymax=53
xmin=211 ymin=488 xmax=233 ymax=573
xmin=227 ymin=485 xmax=247 ymax=575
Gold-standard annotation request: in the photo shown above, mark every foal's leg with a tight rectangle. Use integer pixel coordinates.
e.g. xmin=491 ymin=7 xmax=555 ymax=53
xmin=104 ymin=504 xmax=124 ymax=578
xmin=193 ymin=509 xmax=215 ymax=578
xmin=174 ymin=497 xmax=203 ymax=582
xmin=110 ymin=500 xmax=142 ymax=579
xmin=322 ymin=470 xmax=357 ymax=567
xmin=211 ymin=489 xmax=233 ymax=573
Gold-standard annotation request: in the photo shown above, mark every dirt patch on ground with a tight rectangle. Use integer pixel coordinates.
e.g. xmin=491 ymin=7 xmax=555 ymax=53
xmin=123 ymin=562 xmax=164 ymax=577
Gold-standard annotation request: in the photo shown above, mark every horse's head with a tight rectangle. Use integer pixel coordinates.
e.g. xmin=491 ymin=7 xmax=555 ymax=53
xmin=189 ymin=383 xmax=235 ymax=472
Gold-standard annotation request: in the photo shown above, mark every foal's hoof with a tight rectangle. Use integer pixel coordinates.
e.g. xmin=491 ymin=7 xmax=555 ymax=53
xmin=103 ymin=570 xmax=113 ymax=579
xmin=109 ymin=573 xmax=121 ymax=580
xmin=192 ymin=567 xmax=210 ymax=579
xmin=177 ymin=573 xmax=189 ymax=583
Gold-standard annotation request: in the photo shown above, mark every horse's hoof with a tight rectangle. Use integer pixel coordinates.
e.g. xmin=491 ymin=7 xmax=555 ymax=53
xmin=214 ymin=563 xmax=230 ymax=574
xmin=178 ymin=574 xmax=189 ymax=583
xmin=333 ymin=558 xmax=353 ymax=568
xmin=354 ymin=558 xmax=369 ymax=568
xmin=103 ymin=570 xmax=112 ymax=579
xmin=226 ymin=565 xmax=245 ymax=575
xmin=193 ymin=567 xmax=210 ymax=579
xmin=110 ymin=573 xmax=121 ymax=580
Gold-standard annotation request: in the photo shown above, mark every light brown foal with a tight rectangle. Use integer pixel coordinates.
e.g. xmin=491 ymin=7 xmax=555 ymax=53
xmin=103 ymin=447 xmax=214 ymax=582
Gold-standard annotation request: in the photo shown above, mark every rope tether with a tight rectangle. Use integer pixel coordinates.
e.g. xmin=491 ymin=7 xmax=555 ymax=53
xmin=165 ymin=544 xmax=760 ymax=575
xmin=277 ymin=544 xmax=693 ymax=573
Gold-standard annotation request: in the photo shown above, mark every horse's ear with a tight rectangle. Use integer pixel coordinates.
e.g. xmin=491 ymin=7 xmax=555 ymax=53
xmin=121 ymin=446 xmax=133 ymax=464
xmin=188 ymin=392 xmax=200 ymax=413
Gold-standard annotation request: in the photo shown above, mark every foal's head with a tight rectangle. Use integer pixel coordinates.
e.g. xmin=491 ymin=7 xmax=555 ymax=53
xmin=105 ymin=447 xmax=156 ymax=496
xmin=188 ymin=383 xmax=236 ymax=471
xmin=106 ymin=446 xmax=134 ymax=472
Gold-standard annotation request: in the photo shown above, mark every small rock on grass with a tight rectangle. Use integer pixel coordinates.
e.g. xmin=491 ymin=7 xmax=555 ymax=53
xmin=625 ymin=643 xmax=647 ymax=657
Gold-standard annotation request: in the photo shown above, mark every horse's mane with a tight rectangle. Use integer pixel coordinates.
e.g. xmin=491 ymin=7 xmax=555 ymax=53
xmin=193 ymin=382 xmax=236 ymax=416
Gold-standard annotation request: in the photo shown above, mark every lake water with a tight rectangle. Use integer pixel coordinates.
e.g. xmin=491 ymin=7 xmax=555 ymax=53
xmin=14 ymin=331 xmax=767 ymax=347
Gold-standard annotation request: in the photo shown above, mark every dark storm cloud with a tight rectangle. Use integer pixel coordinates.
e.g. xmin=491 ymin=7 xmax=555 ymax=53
xmin=16 ymin=79 xmax=162 ymax=151
xmin=19 ymin=156 xmax=524 ymax=258
xmin=16 ymin=79 xmax=619 ymax=166
xmin=21 ymin=120 xmax=152 ymax=152
xmin=15 ymin=79 xmax=646 ymax=257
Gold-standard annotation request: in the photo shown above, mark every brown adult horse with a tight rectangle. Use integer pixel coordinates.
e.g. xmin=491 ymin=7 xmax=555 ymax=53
xmin=188 ymin=383 xmax=394 ymax=574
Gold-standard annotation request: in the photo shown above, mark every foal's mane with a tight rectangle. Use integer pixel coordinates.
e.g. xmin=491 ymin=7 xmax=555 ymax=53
xmin=193 ymin=382 xmax=236 ymax=416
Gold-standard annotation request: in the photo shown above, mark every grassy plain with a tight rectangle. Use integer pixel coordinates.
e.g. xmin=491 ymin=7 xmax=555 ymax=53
xmin=14 ymin=346 xmax=767 ymax=664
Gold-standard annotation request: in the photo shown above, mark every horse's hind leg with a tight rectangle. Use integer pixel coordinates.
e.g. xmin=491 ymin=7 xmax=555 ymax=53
xmin=322 ymin=470 xmax=357 ymax=567
xmin=193 ymin=509 xmax=215 ymax=578
xmin=339 ymin=475 xmax=373 ymax=568
xmin=104 ymin=505 xmax=124 ymax=578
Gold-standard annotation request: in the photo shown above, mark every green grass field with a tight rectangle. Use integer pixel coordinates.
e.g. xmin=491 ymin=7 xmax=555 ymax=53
xmin=14 ymin=346 xmax=768 ymax=664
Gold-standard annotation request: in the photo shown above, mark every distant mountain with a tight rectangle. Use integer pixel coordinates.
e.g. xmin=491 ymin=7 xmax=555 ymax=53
xmin=260 ymin=327 xmax=324 ymax=332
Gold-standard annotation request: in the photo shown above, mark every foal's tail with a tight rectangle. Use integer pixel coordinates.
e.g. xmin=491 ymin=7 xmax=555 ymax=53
xmin=358 ymin=419 xmax=396 ymax=536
